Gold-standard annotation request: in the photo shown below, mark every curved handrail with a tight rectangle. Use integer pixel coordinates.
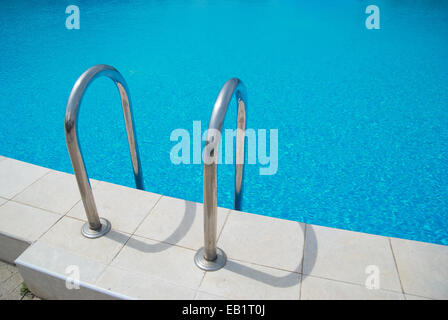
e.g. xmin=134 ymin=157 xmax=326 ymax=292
xmin=64 ymin=64 xmax=144 ymax=238
xmin=195 ymin=78 xmax=247 ymax=271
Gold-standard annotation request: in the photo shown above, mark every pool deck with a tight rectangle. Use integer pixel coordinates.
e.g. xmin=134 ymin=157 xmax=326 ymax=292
xmin=0 ymin=155 xmax=447 ymax=300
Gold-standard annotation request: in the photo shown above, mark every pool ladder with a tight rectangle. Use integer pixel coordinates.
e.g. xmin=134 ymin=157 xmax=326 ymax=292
xmin=65 ymin=65 xmax=247 ymax=271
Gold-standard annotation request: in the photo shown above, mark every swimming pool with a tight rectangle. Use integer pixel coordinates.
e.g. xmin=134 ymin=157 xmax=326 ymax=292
xmin=1 ymin=0 xmax=447 ymax=245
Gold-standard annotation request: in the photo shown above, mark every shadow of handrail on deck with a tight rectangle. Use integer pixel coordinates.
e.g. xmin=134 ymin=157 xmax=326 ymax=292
xmin=220 ymin=223 xmax=318 ymax=288
xmin=104 ymin=203 xmax=318 ymax=289
xmin=105 ymin=200 xmax=197 ymax=253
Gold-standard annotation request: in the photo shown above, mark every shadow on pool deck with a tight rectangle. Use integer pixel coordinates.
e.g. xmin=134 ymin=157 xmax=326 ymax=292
xmin=104 ymin=202 xmax=317 ymax=288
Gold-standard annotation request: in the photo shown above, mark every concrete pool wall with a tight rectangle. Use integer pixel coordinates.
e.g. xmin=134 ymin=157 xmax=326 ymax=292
xmin=0 ymin=155 xmax=447 ymax=300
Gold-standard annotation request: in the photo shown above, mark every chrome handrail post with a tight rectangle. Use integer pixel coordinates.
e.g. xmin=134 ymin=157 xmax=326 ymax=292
xmin=64 ymin=64 xmax=144 ymax=238
xmin=195 ymin=78 xmax=247 ymax=271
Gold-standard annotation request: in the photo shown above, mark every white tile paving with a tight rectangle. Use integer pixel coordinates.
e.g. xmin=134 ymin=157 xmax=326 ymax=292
xmin=17 ymin=263 xmax=115 ymax=300
xmin=300 ymin=275 xmax=404 ymax=300
xmin=199 ymin=259 xmax=301 ymax=300
xmin=13 ymin=170 xmax=97 ymax=215
xmin=194 ymin=291 xmax=231 ymax=300
xmin=16 ymin=241 xmax=108 ymax=284
xmin=38 ymin=216 xmax=129 ymax=265
xmin=96 ymin=266 xmax=197 ymax=300
xmin=218 ymin=210 xmax=304 ymax=272
xmin=0 ymin=201 xmax=60 ymax=242
xmin=110 ymin=235 xmax=205 ymax=289
xmin=303 ymin=224 xmax=402 ymax=292
xmin=0 ymin=155 xmax=447 ymax=300
xmin=135 ymin=196 xmax=229 ymax=250
xmin=391 ymin=237 xmax=448 ymax=300
xmin=405 ymin=294 xmax=432 ymax=300
xmin=0 ymin=158 xmax=49 ymax=199
xmin=0 ymin=197 xmax=7 ymax=207
xmin=67 ymin=181 xmax=161 ymax=234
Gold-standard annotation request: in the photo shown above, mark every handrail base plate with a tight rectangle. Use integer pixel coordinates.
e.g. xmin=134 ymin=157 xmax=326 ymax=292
xmin=194 ymin=247 xmax=227 ymax=271
xmin=81 ymin=218 xmax=111 ymax=239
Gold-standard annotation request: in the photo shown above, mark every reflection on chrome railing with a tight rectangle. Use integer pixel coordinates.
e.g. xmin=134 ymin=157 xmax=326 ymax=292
xmin=195 ymin=78 xmax=247 ymax=271
xmin=64 ymin=64 xmax=144 ymax=238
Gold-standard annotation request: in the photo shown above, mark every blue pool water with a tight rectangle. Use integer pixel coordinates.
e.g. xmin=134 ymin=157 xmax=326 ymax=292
xmin=1 ymin=1 xmax=447 ymax=244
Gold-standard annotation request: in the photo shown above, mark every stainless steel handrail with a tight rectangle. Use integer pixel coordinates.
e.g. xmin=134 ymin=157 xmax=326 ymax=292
xmin=194 ymin=78 xmax=247 ymax=271
xmin=64 ymin=64 xmax=144 ymax=238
